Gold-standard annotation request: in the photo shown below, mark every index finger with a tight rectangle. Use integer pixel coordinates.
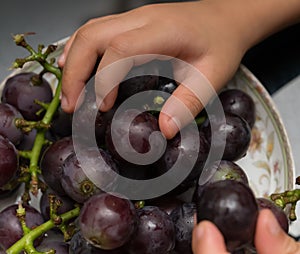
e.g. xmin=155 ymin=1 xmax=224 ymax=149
xmin=60 ymin=15 xmax=140 ymax=113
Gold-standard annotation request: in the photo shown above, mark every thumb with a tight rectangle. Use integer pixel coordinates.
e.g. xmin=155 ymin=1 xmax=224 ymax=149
xmin=255 ymin=209 xmax=300 ymax=254
xmin=192 ymin=221 xmax=229 ymax=254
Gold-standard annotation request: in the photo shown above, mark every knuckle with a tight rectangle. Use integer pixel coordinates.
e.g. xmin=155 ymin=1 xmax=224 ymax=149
xmin=75 ymin=27 xmax=90 ymax=44
xmin=108 ymin=35 xmax=132 ymax=57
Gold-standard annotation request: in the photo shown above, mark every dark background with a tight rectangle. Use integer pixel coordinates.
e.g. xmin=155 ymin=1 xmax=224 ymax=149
xmin=243 ymin=23 xmax=300 ymax=94
xmin=0 ymin=0 xmax=299 ymax=94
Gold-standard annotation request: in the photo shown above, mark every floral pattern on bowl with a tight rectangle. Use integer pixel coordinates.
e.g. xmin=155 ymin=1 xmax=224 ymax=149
xmin=226 ymin=65 xmax=295 ymax=198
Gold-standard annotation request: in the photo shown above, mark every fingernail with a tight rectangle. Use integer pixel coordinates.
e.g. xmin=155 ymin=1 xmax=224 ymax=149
xmin=265 ymin=210 xmax=281 ymax=236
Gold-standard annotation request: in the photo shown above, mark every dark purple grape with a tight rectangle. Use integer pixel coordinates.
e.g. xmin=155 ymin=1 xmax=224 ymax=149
xmin=218 ymin=88 xmax=256 ymax=128
xmin=154 ymin=124 xmax=209 ymax=195
xmin=127 ymin=206 xmax=175 ymax=254
xmin=0 ymin=135 xmax=19 ymax=188
xmin=61 ymin=147 xmax=119 ymax=203
xmin=69 ymin=231 xmax=126 ymax=254
xmin=147 ymin=196 xmax=183 ymax=216
xmin=199 ymin=112 xmax=251 ymax=161
xmin=196 ymin=180 xmax=258 ymax=252
xmin=17 ymin=128 xmax=37 ymax=151
xmin=37 ymin=240 xmax=69 ymax=254
xmin=116 ymin=62 xmax=159 ymax=103
xmin=170 ymin=202 xmax=196 ymax=254
xmin=0 ymin=204 xmax=44 ymax=250
xmin=257 ymin=197 xmax=289 ymax=233
xmin=79 ymin=192 xmax=138 ymax=250
xmin=0 ymin=103 xmax=24 ymax=145
xmin=1 ymin=72 xmax=53 ymax=121
xmin=39 ymin=188 xmax=76 ymax=221
xmin=50 ymin=106 xmax=73 ymax=139
xmin=0 ymin=182 xmax=20 ymax=198
xmin=193 ymin=160 xmax=249 ymax=202
xmin=105 ymin=109 xmax=165 ymax=165
xmin=40 ymin=136 xmax=74 ymax=196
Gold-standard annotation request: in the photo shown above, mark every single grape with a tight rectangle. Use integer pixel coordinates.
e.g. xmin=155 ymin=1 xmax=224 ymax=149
xmin=105 ymin=109 xmax=165 ymax=165
xmin=127 ymin=206 xmax=175 ymax=254
xmin=37 ymin=240 xmax=69 ymax=254
xmin=61 ymin=147 xmax=119 ymax=203
xmin=257 ymin=197 xmax=289 ymax=233
xmin=69 ymin=231 xmax=126 ymax=254
xmin=17 ymin=128 xmax=37 ymax=151
xmin=0 ymin=204 xmax=44 ymax=250
xmin=193 ymin=160 xmax=249 ymax=202
xmin=170 ymin=202 xmax=196 ymax=254
xmin=218 ymin=88 xmax=256 ymax=128
xmin=199 ymin=112 xmax=251 ymax=161
xmin=79 ymin=192 xmax=138 ymax=250
xmin=154 ymin=124 xmax=209 ymax=196
xmin=40 ymin=136 xmax=74 ymax=196
xmin=0 ymin=135 xmax=19 ymax=188
xmin=196 ymin=180 xmax=258 ymax=252
xmin=0 ymin=102 xmax=24 ymax=145
xmin=1 ymin=72 xmax=53 ymax=121
xmin=50 ymin=106 xmax=73 ymax=139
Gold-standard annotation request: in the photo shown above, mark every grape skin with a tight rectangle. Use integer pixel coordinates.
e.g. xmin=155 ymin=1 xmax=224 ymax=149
xmin=40 ymin=136 xmax=74 ymax=196
xmin=0 ymin=103 xmax=24 ymax=146
xmin=199 ymin=112 xmax=251 ymax=161
xmin=170 ymin=202 xmax=196 ymax=254
xmin=1 ymin=72 xmax=53 ymax=121
xmin=218 ymin=88 xmax=256 ymax=129
xmin=0 ymin=135 xmax=19 ymax=188
xmin=61 ymin=147 xmax=119 ymax=203
xmin=79 ymin=193 xmax=138 ymax=250
xmin=196 ymin=180 xmax=258 ymax=252
xmin=127 ymin=206 xmax=175 ymax=254
xmin=105 ymin=109 xmax=165 ymax=165
xmin=0 ymin=204 xmax=44 ymax=250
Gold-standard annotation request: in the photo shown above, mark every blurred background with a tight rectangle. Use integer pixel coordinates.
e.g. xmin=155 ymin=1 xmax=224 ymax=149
xmin=0 ymin=0 xmax=299 ymax=93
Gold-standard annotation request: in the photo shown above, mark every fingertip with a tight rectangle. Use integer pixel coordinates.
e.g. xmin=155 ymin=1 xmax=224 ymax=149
xmin=255 ymin=209 xmax=299 ymax=254
xmin=58 ymin=53 xmax=65 ymax=67
xmin=60 ymin=93 xmax=77 ymax=113
xmin=158 ymin=112 xmax=179 ymax=140
xmin=192 ymin=221 xmax=228 ymax=254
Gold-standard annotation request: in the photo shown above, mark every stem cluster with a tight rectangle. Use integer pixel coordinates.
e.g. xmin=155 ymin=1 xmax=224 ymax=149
xmin=5 ymin=34 xmax=79 ymax=254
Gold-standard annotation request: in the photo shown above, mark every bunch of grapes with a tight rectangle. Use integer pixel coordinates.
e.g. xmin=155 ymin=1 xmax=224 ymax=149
xmin=0 ymin=34 xmax=299 ymax=254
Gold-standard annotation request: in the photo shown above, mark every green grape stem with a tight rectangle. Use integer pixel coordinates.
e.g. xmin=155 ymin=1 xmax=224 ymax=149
xmin=6 ymin=207 xmax=80 ymax=254
xmin=12 ymin=34 xmax=62 ymax=196
xmin=270 ymin=188 xmax=300 ymax=221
